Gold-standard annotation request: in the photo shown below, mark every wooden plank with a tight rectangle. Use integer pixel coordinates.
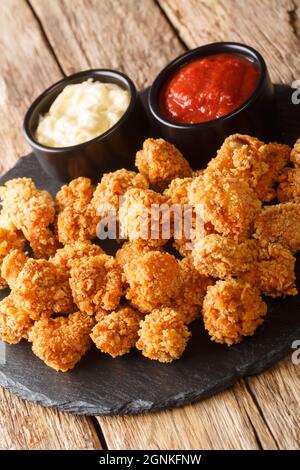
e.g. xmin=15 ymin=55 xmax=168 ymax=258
xmin=29 ymin=0 xmax=185 ymax=89
xmin=0 ymin=387 xmax=102 ymax=449
xmin=159 ymin=0 xmax=300 ymax=83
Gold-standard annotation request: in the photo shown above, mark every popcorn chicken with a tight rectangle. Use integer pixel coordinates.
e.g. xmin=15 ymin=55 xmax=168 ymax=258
xmin=0 ymin=228 xmax=25 ymax=289
xmin=0 ymin=295 xmax=33 ymax=344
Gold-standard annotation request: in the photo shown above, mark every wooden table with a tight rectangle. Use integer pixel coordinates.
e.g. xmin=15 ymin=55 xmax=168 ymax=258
xmin=0 ymin=0 xmax=300 ymax=450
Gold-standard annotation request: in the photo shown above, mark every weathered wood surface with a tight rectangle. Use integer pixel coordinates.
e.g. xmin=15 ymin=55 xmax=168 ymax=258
xmin=0 ymin=0 xmax=299 ymax=450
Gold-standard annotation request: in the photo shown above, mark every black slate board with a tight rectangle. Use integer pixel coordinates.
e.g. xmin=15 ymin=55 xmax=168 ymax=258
xmin=0 ymin=85 xmax=300 ymax=416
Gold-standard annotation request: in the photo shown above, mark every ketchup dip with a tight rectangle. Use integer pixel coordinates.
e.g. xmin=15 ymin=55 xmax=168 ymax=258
xmin=160 ymin=53 xmax=260 ymax=124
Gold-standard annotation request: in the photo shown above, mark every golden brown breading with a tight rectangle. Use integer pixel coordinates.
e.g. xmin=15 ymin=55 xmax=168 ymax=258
xmin=115 ymin=240 xmax=158 ymax=270
xmin=277 ymin=168 xmax=300 ymax=202
xmin=0 ymin=295 xmax=33 ymax=344
xmin=0 ymin=178 xmax=57 ymax=258
xmin=192 ymin=234 xmax=257 ymax=279
xmin=56 ymin=201 xmax=99 ymax=245
xmin=28 ymin=312 xmax=94 ymax=372
xmin=12 ymin=259 xmax=74 ymax=320
xmin=119 ymin=188 xmax=169 ymax=247
xmin=92 ymin=169 xmax=149 ymax=218
xmin=163 ymin=177 xmax=193 ymax=205
xmin=50 ymin=240 xmax=104 ymax=271
xmin=290 ymin=138 xmax=300 ymax=167
xmin=1 ymin=249 xmax=28 ymax=289
xmin=90 ymin=306 xmax=142 ymax=357
xmin=254 ymin=202 xmax=300 ymax=253
xmin=56 ymin=177 xmax=95 ymax=211
xmin=203 ymin=279 xmax=267 ymax=346
xmin=136 ymin=138 xmax=192 ymax=190
xmin=0 ymin=228 xmax=25 ymax=289
xmin=188 ymin=172 xmax=261 ymax=241
xmin=124 ymin=251 xmax=182 ymax=313
xmin=172 ymin=256 xmax=213 ymax=324
xmin=136 ymin=308 xmax=191 ymax=362
xmin=240 ymin=243 xmax=297 ymax=297
xmin=69 ymin=254 xmax=123 ymax=315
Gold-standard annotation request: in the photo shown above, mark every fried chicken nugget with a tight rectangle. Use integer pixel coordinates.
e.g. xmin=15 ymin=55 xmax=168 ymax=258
xmin=136 ymin=308 xmax=191 ymax=362
xmin=136 ymin=138 xmax=192 ymax=190
xmin=0 ymin=228 xmax=25 ymax=289
xmin=56 ymin=201 xmax=99 ymax=245
xmin=1 ymin=249 xmax=28 ymax=289
xmin=124 ymin=251 xmax=182 ymax=313
xmin=188 ymin=173 xmax=261 ymax=241
xmin=277 ymin=168 xmax=300 ymax=202
xmin=240 ymin=243 xmax=297 ymax=297
xmin=0 ymin=295 xmax=33 ymax=344
xmin=28 ymin=312 xmax=95 ymax=372
xmin=91 ymin=169 xmax=149 ymax=219
xmin=203 ymin=279 xmax=267 ymax=346
xmin=192 ymin=234 xmax=257 ymax=279
xmin=119 ymin=188 xmax=169 ymax=247
xmin=50 ymin=240 xmax=104 ymax=271
xmin=0 ymin=178 xmax=57 ymax=258
xmin=254 ymin=202 xmax=300 ymax=253
xmin=70 ymin=254 xmax=123 ymax=315
xmin=115 ymin=240 xmax=158 ymax=270
xmin=12 ymin=259 xmax=74 ymax=320
xmin=290 ymin=138 xmax=300 ymax=167
xmin=90 ymin=306 xmax=142 ymax=357
xmin=56 ymin=177 xmax=95 ymax=211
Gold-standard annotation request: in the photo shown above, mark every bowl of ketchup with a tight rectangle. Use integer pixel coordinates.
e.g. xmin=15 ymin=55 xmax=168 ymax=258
xmin=148 ymin=42 xmax=275 ymax=168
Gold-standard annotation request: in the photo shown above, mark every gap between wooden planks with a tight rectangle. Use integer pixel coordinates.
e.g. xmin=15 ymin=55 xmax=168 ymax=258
xmin=0 ymin=0 xmax=299 ymax=449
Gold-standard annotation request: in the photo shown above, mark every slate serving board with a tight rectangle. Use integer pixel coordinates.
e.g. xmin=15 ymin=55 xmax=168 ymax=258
xmin=0 ymin=85 xmax=299 ymax=416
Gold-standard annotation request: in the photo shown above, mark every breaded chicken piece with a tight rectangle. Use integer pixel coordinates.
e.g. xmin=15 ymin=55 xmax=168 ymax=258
xmin=50 ymin=240 xmax=104 ymax=271
xmin=124 ymin=251 xmax=182 ymax=313
xmin=115 ymin=240 xmax=158 ymax=270
xmin=254 ymin=202 xmax=300 ymax=253
xmin=70 ymin=254 xmax=122 ymax=315
xmin=119 ymin=188 xmax=169 ymax=247
xmin=163 ymin=177 xmax=193 ymax=205
xmin=28 ymin=312 xmax=94 ymax=372
xmin=277 ymin=168 xmax=300 ymax=202
xmin=291 ymin=138 xmax=300 ymax=167
xmin=56 ymin=201 xmax=99 ymax=245
xmin=1 ymin=249 xmax=28 ymax=289
xmin=0 ymin=178 xmax=57 ymax=258
xmin=12 ymin=259 xmax=74 ymax=320
xmin=136 ymin=138 xmax=192 ymax=190
xmin=206 ymin=134 xmax=290 ymax=201
xmin=188 ymin=172 xmax=261 ymax=241
xmin=240 ymin=243 xmax=297 ymax=297
xmin=0 ymin=228 xmax=25 ymax=289
xmin=192 ymin=234 xmax=257 ymax=279
xmin=172 ymin=256 xmax=213 ymax=324
xmin=0 ymin=295 xmax=33 ymax=344
xmin=91 ymin=169 xmax=149 ymax=219
xmin=136 ymin=308 xmax=191 ymax=362
xmin=56 ymin=177 xmax=95 ymax=211
xmin=90 ymin=306 xmax=142 ymax=357
xmin=203 ymin=279 xmax=267 ymax=346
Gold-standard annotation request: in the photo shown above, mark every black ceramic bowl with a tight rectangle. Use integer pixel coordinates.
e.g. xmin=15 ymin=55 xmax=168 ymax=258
xmin=148 ymin=42 xmax=276 ymax=168
xmin=24 ymin=70 xmax=148 ymax=182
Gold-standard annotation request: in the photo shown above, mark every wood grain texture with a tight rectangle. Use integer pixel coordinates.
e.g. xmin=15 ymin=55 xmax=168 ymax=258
xmin=29 ymin=0 xmax=185 ymax=89
xmin=159 ymin=0 xmax=300 ymax=83
xmin=0 ymin=388 xmax=101 ymax=449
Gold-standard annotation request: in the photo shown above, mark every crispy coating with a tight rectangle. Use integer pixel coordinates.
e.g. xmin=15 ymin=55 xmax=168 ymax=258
xmin=163 ymin=177 xmax=193 ymax=205
xmin=206 ymin=134 xmax=290 ymax=201
xmin=0 ymin=178 xmax=57 ymax=258
xmin=28 ymin=312 xmax=94 ymax=372
xmin=254 ymin=202 xmax=300 ymax=253
xmin=188 ymin=172 xmax=261 ymax=241
xmin=1 ymin=249 xmax=28 ymax=289
xmin=0 ymin=228 xmax=25 ymax=289
xmin=192 ymin=234 xmax=257 ymax=279
xmin=51 ymin=240 xmax=104 ymax=271
xmin=90 ymin=306 xmax=142 ymax=357
xmin=56 ymin=201 xmax=99 ymax=245
xmin=119 ymin=188 xmax=169 ymax=247
xmin=12 ymin=259 xmax=74 ymax=320
xmin=0 ymin=295 xmax=33 ymax=344
xmin=56 ymin=177 xmax=95 ymax=211
xmin=240 ymin=243 xmax=297 ymax=297
xmin=136 ymin=138 xmax=192 ymax=190
xmin=92 ymin=169 xmax=149 ymax=218
xmin=124 ymin=251 xmax=182 ymax=313
xmin=277 ymin=168 xmax=300 ymax=202
xmin=203 ymin=279 xmax=267 ymax=346
xmin=290 ymin=138 xmax=300 ymax=167
xmin=172 ymin=257 xmax=213 ymax=324
xmin=70 ymin=254 xmax=123 ymax=314
xmin=136 ymin=308 xmax=191 ymax=362
xmin=115 ymin=240 xmax=158 ymax=270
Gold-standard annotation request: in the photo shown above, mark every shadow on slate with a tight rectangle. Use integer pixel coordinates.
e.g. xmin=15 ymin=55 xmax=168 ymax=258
xmin=0 ymin=85 xmax=300 ymax=416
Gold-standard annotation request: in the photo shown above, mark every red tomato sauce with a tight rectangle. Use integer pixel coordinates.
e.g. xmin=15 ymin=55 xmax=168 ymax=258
xmin=160 ymin=53 xmax=260 ymax=124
